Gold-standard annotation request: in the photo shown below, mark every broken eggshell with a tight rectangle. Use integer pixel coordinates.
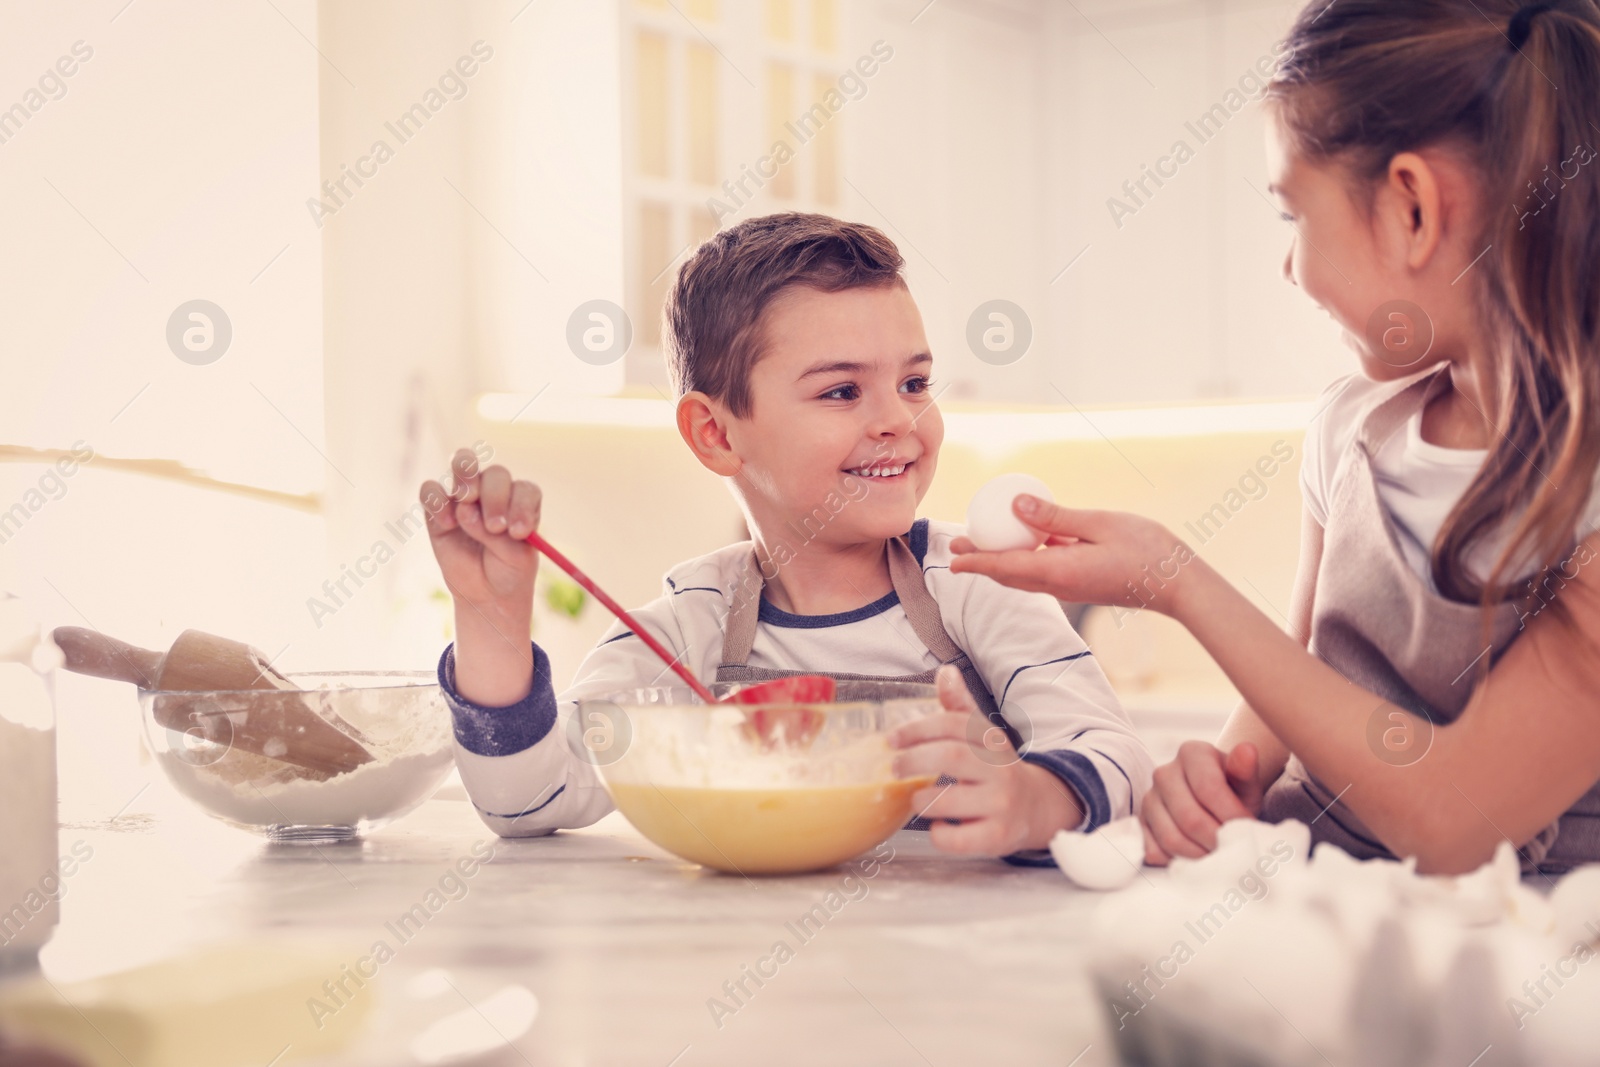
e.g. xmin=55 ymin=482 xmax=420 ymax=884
xmin=1050 ymin=815 xmax=1144 ymax=891
xmin=1551 ymin=862 xmax=1600 ymax=949
xmin=1166 ymin=817 xmax=1310 ymax=894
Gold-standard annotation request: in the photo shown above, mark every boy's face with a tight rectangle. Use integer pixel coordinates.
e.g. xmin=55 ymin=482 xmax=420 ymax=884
xmin=724 ymin=282 xmax=942 ymax=547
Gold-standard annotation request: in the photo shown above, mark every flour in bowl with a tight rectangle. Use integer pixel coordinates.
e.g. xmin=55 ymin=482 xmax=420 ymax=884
xmin=155 ymin=695 xmax=454 ymax=832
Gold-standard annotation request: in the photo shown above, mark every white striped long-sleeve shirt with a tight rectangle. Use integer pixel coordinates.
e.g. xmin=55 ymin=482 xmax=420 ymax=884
xmin=440 ymin=519 xmax=1153 ymax=863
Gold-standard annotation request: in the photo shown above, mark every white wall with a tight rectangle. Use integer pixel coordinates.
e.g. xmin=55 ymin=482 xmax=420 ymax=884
xmin=0 ymin=0 xmax=326 ymax=645
xmin=0 ymin=0 xmax=327 ymax=819
xmin=841 ymin=0 xmax=1051 ymax=405
xmin=841 ymin=0 xmax=1352 ymax=407
xmin=313 ymin=0 xmax=626 ymax=669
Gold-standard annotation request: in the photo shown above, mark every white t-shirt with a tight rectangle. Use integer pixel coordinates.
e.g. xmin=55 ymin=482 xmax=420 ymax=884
xmin=1300 ymin=370 xmax=1600 ymax=590
xmin=751 ymin=591 xmax=937 ymax=675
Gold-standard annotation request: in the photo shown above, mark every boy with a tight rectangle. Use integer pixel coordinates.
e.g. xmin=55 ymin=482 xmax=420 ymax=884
xmin=421 ymin=213 xmax=1151 ymax=863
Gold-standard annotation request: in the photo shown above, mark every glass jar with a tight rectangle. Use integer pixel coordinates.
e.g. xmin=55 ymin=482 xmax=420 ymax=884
xmin=0 ymin=593 xmax=61 ymax=973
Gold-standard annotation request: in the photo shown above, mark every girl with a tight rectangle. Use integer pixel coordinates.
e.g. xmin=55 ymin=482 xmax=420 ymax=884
xmin=950 ymin=0 xmax=1600 ymax=875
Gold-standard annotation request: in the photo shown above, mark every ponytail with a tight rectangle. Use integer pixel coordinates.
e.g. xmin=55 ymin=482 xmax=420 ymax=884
xmin=1460 ymin=3 xmax=1600 ymax=617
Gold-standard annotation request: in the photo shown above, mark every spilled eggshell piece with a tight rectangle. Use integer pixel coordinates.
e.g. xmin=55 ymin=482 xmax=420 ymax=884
xmin=1050 ymin=815 xmax=1144 ymax=891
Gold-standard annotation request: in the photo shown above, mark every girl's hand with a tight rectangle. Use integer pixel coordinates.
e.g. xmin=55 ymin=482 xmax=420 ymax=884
xmin=889 ymin=665 xmax=1084 ymax=855
xmin=420 ymin=448 xmax=543 ymax=706
xmin=949 ymin=495 xmax=1197 ymax=618
xmin=1140 ymin=741 xmax=1265 ymax=865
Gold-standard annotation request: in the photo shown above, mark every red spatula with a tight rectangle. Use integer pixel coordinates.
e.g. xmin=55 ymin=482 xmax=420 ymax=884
xmin=524 ymin=530 xmax=835 ymax=720
xmin=727 ymin=675 xmax=832 ymax=748
xmin=726 ymin=675 xmax=836 ymax=705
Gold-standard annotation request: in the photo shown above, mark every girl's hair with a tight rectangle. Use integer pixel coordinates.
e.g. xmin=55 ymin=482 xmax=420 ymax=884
xmin=1268 ymin=1 xmax=1600 ymax=622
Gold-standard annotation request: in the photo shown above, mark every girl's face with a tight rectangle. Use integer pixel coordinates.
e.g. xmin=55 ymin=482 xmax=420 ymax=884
xmin=1264 ymin=109 xmax=1463 ymax=383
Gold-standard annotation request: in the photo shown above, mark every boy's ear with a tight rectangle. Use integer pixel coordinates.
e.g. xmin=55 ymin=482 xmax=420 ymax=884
xmin=676 ymin=391 xmax=741 ymax=476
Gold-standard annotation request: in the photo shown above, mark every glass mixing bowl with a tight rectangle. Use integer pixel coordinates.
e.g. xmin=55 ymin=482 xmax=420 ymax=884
xmin=576 ymin=679 xmax=940 ymax=874
xmin=139 ymin=671 xmax=453 ymax=842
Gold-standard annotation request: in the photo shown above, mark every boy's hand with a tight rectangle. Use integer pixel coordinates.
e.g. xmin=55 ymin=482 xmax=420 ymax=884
xmin=1140 ymin=740 xmax=1264 ymax=865
xmin=889 ymin=664 xmax=1084 ymax=856
xmin=421 ymin=448 xmax=543 ymax=706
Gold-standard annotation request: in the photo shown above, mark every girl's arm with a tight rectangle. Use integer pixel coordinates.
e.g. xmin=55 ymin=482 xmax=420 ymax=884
xmin=1212 ymin=504 xmax=1324 ymax=790
xmin=1140 ymin=508 xmax=1315 ymax=861
xmin=1171 ymin=530 xmax=1600 ymax=873
xmin=951 ymin=496 xmax=1600 ymax=874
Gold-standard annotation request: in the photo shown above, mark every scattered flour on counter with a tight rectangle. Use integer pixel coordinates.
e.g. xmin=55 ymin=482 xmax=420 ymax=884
xmin=157 ymin=703 xmax=454 ymax=830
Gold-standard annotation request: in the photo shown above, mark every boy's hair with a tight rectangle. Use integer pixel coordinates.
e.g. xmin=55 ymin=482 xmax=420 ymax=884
xmin=663 ymin=212 xmax=904 ymax=418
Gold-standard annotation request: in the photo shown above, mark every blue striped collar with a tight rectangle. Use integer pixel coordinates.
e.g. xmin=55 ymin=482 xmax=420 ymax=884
xmin=758 ymin=589 xmax=901 ymax=629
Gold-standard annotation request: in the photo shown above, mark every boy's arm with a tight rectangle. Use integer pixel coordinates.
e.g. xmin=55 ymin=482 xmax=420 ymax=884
xmin=444 ymin=599 xmax=698 ymax=837
xmin=962 ymin=582 xmax=1153 ymax=832
xmin=891 ymin=524 xmax=1153 ymax=863
xmin=934 ymin=538 xmax=1154 ymax=837
xmin=443 ymin=639 xmax=604 ymax=837
xmin=421 ymin=447 xmax=715 ymax=839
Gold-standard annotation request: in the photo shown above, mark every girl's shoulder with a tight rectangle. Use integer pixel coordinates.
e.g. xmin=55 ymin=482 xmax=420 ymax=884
xmin=1306 ymin=369 xmax=1432 ymax=451
xmin=1300 ymin=370 xmax=1436 ymax=524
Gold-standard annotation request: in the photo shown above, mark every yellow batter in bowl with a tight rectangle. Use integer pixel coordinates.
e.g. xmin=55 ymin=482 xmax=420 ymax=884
xmin=578 ymin=680 xmax=940 ymax=875
xmin=608 ymin=777 xmax=936 ymax=875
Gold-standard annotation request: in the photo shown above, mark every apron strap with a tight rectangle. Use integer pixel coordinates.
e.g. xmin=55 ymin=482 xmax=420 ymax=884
xmin=885 ymin=536 xmax=967 ymax=667
xmin=715 ymin=531 xmax=1013 ymax=755
xmin=1355 ymin=364 xmax=1451 ymax=455
xmin=887 ymin=536 xmax=1013 ymax=743
xmin=718 ymin=547 xmax=765 ymax=669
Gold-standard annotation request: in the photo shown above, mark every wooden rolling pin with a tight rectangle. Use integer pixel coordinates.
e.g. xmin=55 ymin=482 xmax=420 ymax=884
xmin=53 ymin=627 xmax=372 ymax=778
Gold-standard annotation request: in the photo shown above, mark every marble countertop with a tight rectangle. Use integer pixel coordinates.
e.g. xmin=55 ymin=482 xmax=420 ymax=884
xmin=29 ymin=784 xmax=1119 ymax=1067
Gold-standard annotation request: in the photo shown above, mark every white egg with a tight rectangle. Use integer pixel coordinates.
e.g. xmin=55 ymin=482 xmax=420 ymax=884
xmin=965 ymin=473 xmax=1054 ymax=552
xmin=1050 ymin=816 xmax=1144 ymax=891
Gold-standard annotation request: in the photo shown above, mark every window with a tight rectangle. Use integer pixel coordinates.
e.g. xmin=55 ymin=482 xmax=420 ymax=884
xmin=621 ymin=0 xmax=844 ymax=390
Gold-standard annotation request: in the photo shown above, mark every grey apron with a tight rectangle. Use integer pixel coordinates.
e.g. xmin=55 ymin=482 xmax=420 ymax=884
xmin=716 ymin=532 xmax=1007 ymax=831
xmin=1261 ymin=366 xmax=1600 ymax=873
